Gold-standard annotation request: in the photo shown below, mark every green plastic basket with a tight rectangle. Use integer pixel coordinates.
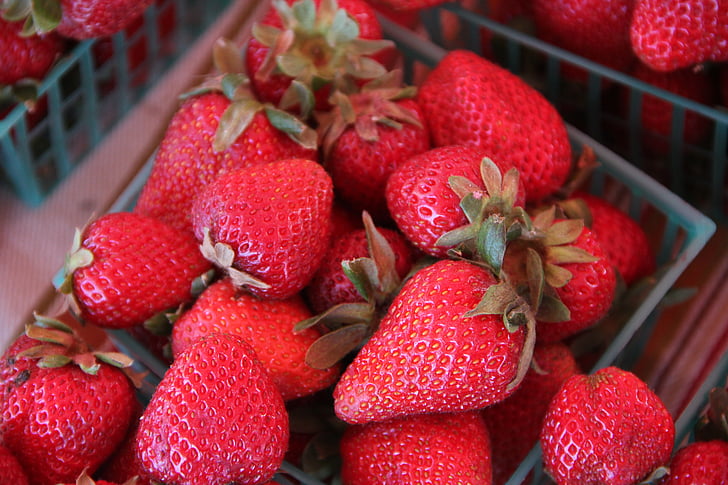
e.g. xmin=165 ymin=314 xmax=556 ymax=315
xmin=413 ymin=2 xmax=728 ymax=224
xmin=48 ymin=14 xmax=718 ymax=485
xmin=0 ymin=0 xmax=231 ymax=207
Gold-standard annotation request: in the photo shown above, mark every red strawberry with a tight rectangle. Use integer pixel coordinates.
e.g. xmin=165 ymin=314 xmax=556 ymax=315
xmin=358 ymin=0 xmax=450 ymax=11
xmin=191 ymin=158 xmax=334 ymax=300
xmin=0 ymin=444 xmax=29 ymax=485
xmin=0 ymin=17 xmax=65 ymax=85
xmin=531 ymin=0 xmax=636 ymax=78
xmin=417 ymin=49 xmax=573 ymax=203
xmin=60 ymin=211 xmax=212 ymax=329
xmin=60 ymin=468 xmax=138 ymax=484
xmin=659 ymin=440 xmax=728 ymax=484
xmin=333 ymin=258 xmax=529 ymax=424
xmin=630 ymin=0 xmax=728 ymax=72
xmin=504 ymin=210 xmax=617 ymax=344
xmin=170 ymin=277 xmax=341 ymax=401
xmin=318 ymin=73 xmax=431 ymax=223
xmin=628 ymin=62 xmax=717 ymax=154
xmin=540 ymin=366 xmax=675 ymax=485
xmin=96 ymin=402 xmax=153 ymax=485
xmin=136 ymin=333 xmax=289 ymax=485
xmin=305 ymin=224 xmax=416 ymax=314
xmin=245 ymin=0 xmax=394 ymax=113
xmin=566 ymin=191 xmax=656 ymax=285
xmin=0 ymin=318 xmax=137 ymax=485
xmin=134 ymin=91 xmax=318 ymax=234
xmin=340 ymin=411 xmax=493 ymax=484
xmin=386 ymin=144 xmax=525 ymax=258
xmin=481 ymin=341 xmax=581 ymax=485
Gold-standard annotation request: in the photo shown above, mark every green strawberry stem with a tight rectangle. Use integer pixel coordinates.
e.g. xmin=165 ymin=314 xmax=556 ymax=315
xmin=1 ymin=0 xmax=62 ymax=35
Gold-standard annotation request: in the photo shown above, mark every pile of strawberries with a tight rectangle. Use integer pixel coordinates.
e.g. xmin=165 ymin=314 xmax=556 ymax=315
xmin=1 ymin=0 xmax=727 ymax=484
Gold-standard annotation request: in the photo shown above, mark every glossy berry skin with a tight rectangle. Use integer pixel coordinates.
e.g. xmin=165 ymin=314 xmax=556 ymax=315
xmin=327 ymin=98 xmax=431 ymax=222
xmin=659 ymin=440 xmax=728 ymax=485
xmin=171 ymin=277 xmax=341 ymax=401
xmin=136 ymin=333 xmax=289 ymax=485
xmin=334 ymin=259 xmax=526 ymax=424
xmin=574 ymin=192 xmax=656 ymax=285
xmin=417 ymin=49 xmax=572 ymax=203
xmin=245 ymin=0 xmax=388 ymax=110
xmin=134 ymin=92 xmax=317 ymax=234
xmin=305 ymin=226 xmax=416 ymax=314
xmin=96 ymin=404 xmax=154 ymax=485
xmin=481 ymin=342 xmax=581 ymax=485
xmin=57 ymin=0 xmax=155 ymax=39
xmin=191 ymin=158 xmax=334 ymax=300
xmin=540 ymin=366 xmax=675 ymax=485
xmin=0 ymin=444 xmax=29 ymax=485
xmin=70 ymin=211 xmax=212 ymax=329
xmin=630 ymin=0 xmax=728 ymax=72
xmin=0 ymin=335 xmax=137 ymax=485
xmin=532 ymin=0 xmax=635 ymax=77
xmin=386 ymin=144 xmax=522 ymax=258
xmin=340 ymin=411 xmax=493 ymax=485
xmin=0 ymin=18 xmax=65 ymax=85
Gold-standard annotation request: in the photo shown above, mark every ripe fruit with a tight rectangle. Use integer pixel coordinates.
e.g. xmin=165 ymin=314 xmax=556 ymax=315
xmin=60 ymin=211 xmax=212 ymax=329
xmin=659 ymin=440 xmax=728 ymax=484
xmin=0 ymin=444 xmax=29 ymax=485
xmin=481 ymin=341 xmax=581 ymax=485
xmin=386 ymin=144 xmax=523 ymax=258
xmin=191 ymin=158 xmax=334 ymax=300
xmin=134 ymin=91 xmax=317 ymax=234
xmin=136 ymin=333 xmax=289 ymax=485
xmin=417 ymin=49 xmax=573 ymax=203
xmin=0 ymin=318 xmax=137 ymax=485
xmin=333 ymin=258 xmax=528 ymax=424
xmin=0 ymin=17 xmax=65 ymax=85
xmin=540 ymin=366 xmax=675 ymax=485
xmin=630 ymin=0 xmax=728 ymax=72
xmin=340 ymin=411 xmax=493 ymax=484
xmin=171 ymin=277 xmax=341 ymax=401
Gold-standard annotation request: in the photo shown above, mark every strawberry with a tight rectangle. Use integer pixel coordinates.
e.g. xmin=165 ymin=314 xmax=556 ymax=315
xmin=304 ymin=222 xmax=416 ymax=314
xmin=340 ymin=411 xmax=493 ymax=484
xmin=659 ymin=440 xmax=728 ymax=484
xmin=317 ymin=72 xmax=431 ymax=223
xmin=503 ymin=209 xmax=617 ymax=344
xmin=481 ymin=341 xmax=581 ymax=485
xmin=540 ymin=366 xmax=675 ymax=485
xmin=563 ymin=191 xmax=656 ymax=286
xmin=96 ymin=403 xmax=153 ymax=485
xmin=333 ymin=258 xmax=530 ymax=424
xmin=170 ymin=277 xmax=341 ymax=401
xmin=531 ymin=0 xmax=636 ymax=78
xmin=60 ymin=468 xmax=138 ymax=484
xmin=59 ymin=211 xmax=212 ymax=329
xmin=0 ymin=17 xmax=65 ymax=85
xmin=136 ymin=333 xmax=289 ymax=485
xmin=191 ymin=158 xmax=334 ymax=300
xmin=417 ymin=49 xmax=573 ymax=203
xmin=628 ymin=62 xmax=717 ymax=155
xmin=630 ymin=0 xmax=728 ymax=72
xmin=134 ymin=90 xmax=317 ymax=234
xmin=0 ymin=318 xmax=138 ymax=485
xmin=358 ymin=0 xmax=450 ymax=11
xmin=245 ymin=0 xmax=394 ymax=114
xmin=385 ymin=144 xmax=524 ymax=258
xmin=0 ymin=444 xmax=29 ymax=485
xmin=1 ymin=0 xmax=154 ymax=39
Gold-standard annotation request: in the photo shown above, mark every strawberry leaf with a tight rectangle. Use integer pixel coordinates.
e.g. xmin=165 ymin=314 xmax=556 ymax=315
xmin=535 ymin=293 xmax=571 ymax=323
xmin=327 ymin=8 xmax=358 ymax=45
xmin=548 ymin=245 xmax=599 ymax=264
xmin=294 ymin=302 xmax=374 ymax=332
xmin=544 ymin=262 xmax=573 ymax=288
xmin=292 ymin=0 xmax=316 ymax=30
xmin=2 ymin=0 xmax=32 ymax=22
xmin=305 ymin=323 xmax=369 ymax=369
xmin=477 ymin=214 xmax=506 ymax=276
xmin=280 ymin=80 xmax=315 ymax=118
xmin=544 ymin=219 xmax=584 ymax=246
xmin=214 ymin=98 xmax=260 ymax=152
xmin=94 ymin=351 xmax=134 ymax=369
xmin=264 ymin=105 xmax=318 ymax=149
xmin=39 ymin=353 xmax=74 ymax=369
xmin=213 ymin=37 xmax=244 ymax=74
xmin=342 ymin=258 xmax=377 ymax=301
xmin=435 ymin=224 xmax=476 ymax=250
xmin=480 ymin=157 xmax=502 ymax=198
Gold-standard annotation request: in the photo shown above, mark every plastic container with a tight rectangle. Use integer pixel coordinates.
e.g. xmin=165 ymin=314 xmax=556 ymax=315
xmin=0 ymin=0 xmax=231 ymax=207
xmin=410 ymin=2 xmax=728 ymax=224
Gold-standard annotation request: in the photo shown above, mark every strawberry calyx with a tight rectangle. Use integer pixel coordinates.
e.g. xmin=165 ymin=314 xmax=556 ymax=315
xmin=1 ymin=0 xmax=61 ymax=36
xmin=73 ymin=467 xmax=139 ymax=485
xmin=252 ymin=0 xmax=394 ymax=111
xmin=297 ymin=212 xmax=408 ymax=369
xmin=18 ymin=314 xmax=135 ymax=375
xmin=184 ymin=37 xmax=317 ymax=151
xmin=694 ymin=387 xmax=728 ymax=442
xmin=199 ymin=227 xmax=272 ymax=292
xmin=316 ymin=69 xmax=420 ymax=159
xmin=436 ymin=156 xmax=528 ymax=276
